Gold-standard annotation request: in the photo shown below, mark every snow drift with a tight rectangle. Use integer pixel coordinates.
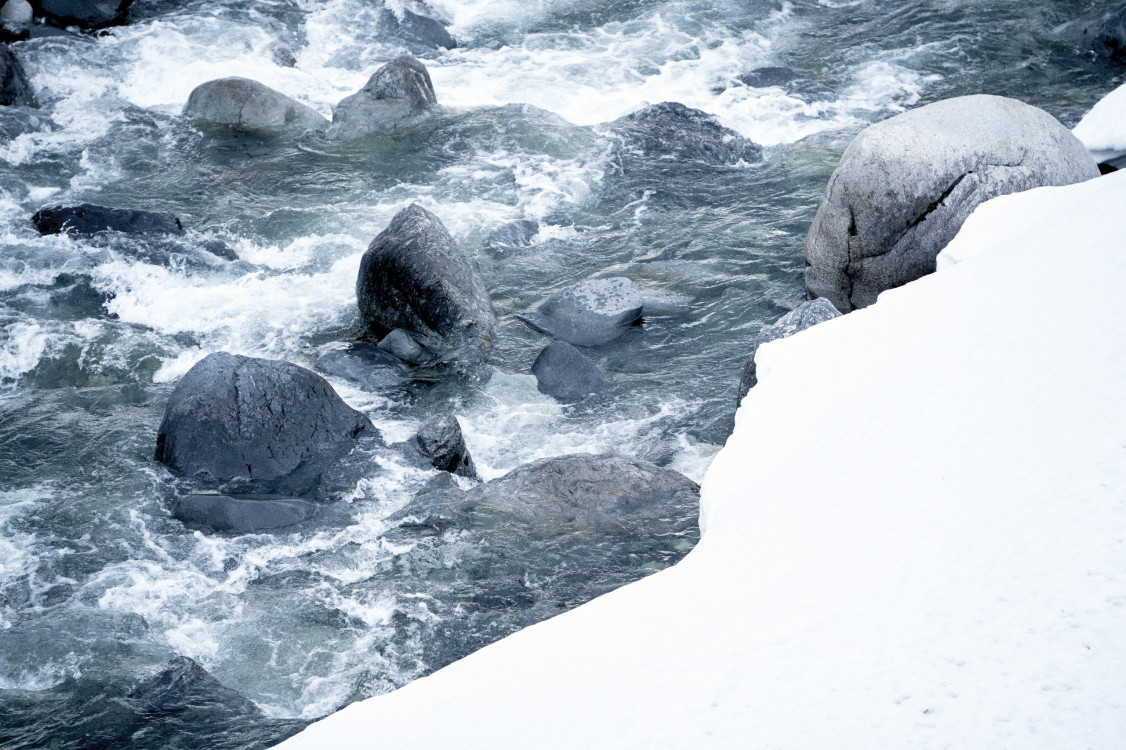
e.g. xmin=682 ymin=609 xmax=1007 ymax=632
xmin=276 ymin=171 xmax=1126 ymax=749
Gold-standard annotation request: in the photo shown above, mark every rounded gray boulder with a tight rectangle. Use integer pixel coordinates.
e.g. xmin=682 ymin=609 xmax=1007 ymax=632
xmin=414 ymin=414 xmax=476 ymax=478
xmin=609 ymin=101 xmax=762 ymax=166
xmin=183 ymin=77 xmax=328 ymax=134
xmin=521 ymin=277 xmax=643 ymax=346
xmin=805 ymin=94 xmax=1099 ymax=311
xmin=357 ymin=204 xmax=496 ymax=361
xmin=532 ymin=341 xmax=612 ymax=402
xmin=172 ymin=494 xmax=318 ymax=534
xmin=155 ymin=352 xmax=374 ymax=495
xmin=327 ymin=55 xmax=437 ymax=140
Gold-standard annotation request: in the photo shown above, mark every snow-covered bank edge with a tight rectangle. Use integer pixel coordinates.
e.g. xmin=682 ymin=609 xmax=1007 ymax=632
xmin=277 ymin=171 xmax=1126 ymax=749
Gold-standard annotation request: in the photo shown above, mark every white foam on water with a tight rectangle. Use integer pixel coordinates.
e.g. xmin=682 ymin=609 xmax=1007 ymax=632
xmin=0 ymin=322 xmax=49 ymax=383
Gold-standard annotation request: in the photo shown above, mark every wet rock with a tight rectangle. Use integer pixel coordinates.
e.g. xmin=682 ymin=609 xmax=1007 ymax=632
xmin=357 ymin=204 xmax=496 ymax=361
xmin=738 ymin=66 xmax=836 ymax=102
xmin=521 ymin=277 xmax=643 ymax=346
xmin=532 ymin=341 xmax=612 ymax=402
xmin=486 ymin=219 xmax=539 ymax=250
xmin=377 ymin=7 xmax=456 ymax=52
xmin=377 ymin=328 xmax=425 ymax=364
xmin=172 ymin=493 xmax=318 ymax=534
xmin=316 ymin=342 xmax=409 ymax=391
xmin=127 ymin=656 xmax=261 ymax=719
xmin=33 ymin=0 xmax=131 ymax=30
xmin=269 ymin=42 xmax=297 ymax=68
xmin=1058 ymin=2 xmax=1126 ymax=62
xmin=738 ymin=298 xmax=841 ymax=402
xmin=32 ymin=203 xmax=182 ymax=235
xmin=609 ymin=101 xmax=762 ymax=166
xmin=327 ymin=55 xmax=437 ymax=140
xmin=45 ymin=273 xmax=115 ymax=320
xmin=155 ymin=352 xmax=375 ymax=495
xmin=805 ymin=95 xmax=1099 ymax=311
xmin=183 ymin=77 xmax=328 ymax=134
xmin=0 ymin=44 xmax=36 ymax=107
xmin=414 ymin=414 xmax=476 ymax=478
xmin=1 ymin=0 xmax=32 ymax=30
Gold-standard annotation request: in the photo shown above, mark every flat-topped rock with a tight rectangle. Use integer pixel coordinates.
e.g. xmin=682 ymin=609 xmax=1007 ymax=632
xmin=172 ymin=494 xmax=318 ymax=534
xmin=33 ymin=203 xmax=182 ymax=235
xmin=521 ymin=277 xmax=643 ymax=346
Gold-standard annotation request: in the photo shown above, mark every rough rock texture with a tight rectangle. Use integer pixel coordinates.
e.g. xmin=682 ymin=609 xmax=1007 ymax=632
xmin=33 ymin=0 xmax=131 ymax=29
xmin=183 ymin=77 xmax=328 ymax=134
xmin=486 ymin=219 xmax=539 ymax=250
xmin=1 ymin=0 xmax=33 ymax=28
xmin=609 ymin=101 xmax=762 ymax=166
xmin=738 ymin=298 xmax=841 ymax=402
xmin=377 ymin=7 xmax=456 ymax=52
xmin=805 ymin=95 xmax=1098 ymax=311
xmin=327 ymin=56 xmax=437 ymax=140
xmin=155 ymin=352 xmax=374 ymax=495
xmin=0 ymin=43 xmax=35 ymax=107
xmin=32 ymin=203 xmax=182 ymax=235
xmin=126 ymin=657 xmax=263 ymax=722
xmin=1058 ymin=2 xmax=1126 ymax=61
xmin=172 ymin=494 xmax=319 ymax=534
xmin=414 ymin=414 xmax=476 ymax=478
xmin=738 ymin=66 xmax=836 ymax=102
xmin=521 ymin=277 xmax=643 ymax=346
xmin=357 ymin=204 xmax=496 ymax=361
xmin=532 ymin=341 xmax=612 ymax=402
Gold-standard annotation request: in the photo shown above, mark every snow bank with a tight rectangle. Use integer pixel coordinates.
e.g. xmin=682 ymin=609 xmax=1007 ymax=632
xmin=1074 ymin=82 xmax=1126 ymax=162
xmin=276 ymin=171 xmax=1126 ymax=749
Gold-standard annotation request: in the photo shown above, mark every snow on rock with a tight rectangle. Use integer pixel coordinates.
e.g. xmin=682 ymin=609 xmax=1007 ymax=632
xmin=1074 ymin=82 xmax=1126 ymax=163
xmin=276 ymin=171 xmax=1126 ymax=749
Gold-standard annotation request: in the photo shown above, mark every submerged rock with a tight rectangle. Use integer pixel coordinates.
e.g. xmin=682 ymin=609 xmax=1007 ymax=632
xmin=357 ymin=204 xmax=496 ymax=361
xmin=486 ymin=219 xmax=539 ymax=251
xmin=155 ymin=352 xmax=375 ymax=496
xmin=521 ymin=277 xmax=643 ymax=347
xmin=532 ymin=341 xmax=612 ymax=402
xmin=0 ymin=43 xmax=36 ymax=107
xmin=327 ymin=55 xmax=437 ymax=140
xmin=377 ymin=7 xmax=456 ymax=52
xmin=315 ymin=342 xmax=409 ymax=391
xmin=414 ymin=414 xmax=476 ymax=478
xmin=172 ymin=493 xmax=318 ymax=534
xmin=738 ymin=66 xmax=836 ymax=102
xmin=183 ymin=77 xmax=328 ymax=134
xmin=1058 ymin=2 xmax=1126 ymax=61
xmin=32 ymin=202 xmax=183 ymax=235
xmin=738 ymin=298 xmax=841 ymax=402
xmin=805 ymin=94 xmax=1098 ymax=311
xmin=127 ymin=657 xmax=262 ymax=718
xmin=609 ymin=101 xmax=762 ymax=166
xmin=33 ymin=0 xmax=131 ymax=30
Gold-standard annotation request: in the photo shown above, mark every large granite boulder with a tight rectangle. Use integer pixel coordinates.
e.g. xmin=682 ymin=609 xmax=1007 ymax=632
xmin=32 ymin=0 xmax=130 ymax=30
xmin=521 ymin=277 xmax=643 ymax=346
xmin=171 ymin=493 xmax=319 ymax=534
xmin=738 ymin=66 xmax=836 ymax=102
xmin=532 ymin=341 xmax=612 ymax=402
xmin=414 ymin=414 xmax=476 ymax=478
xmin=1058 ymin=2 xmax=1126 ymax=61
xmin=155 ymin=352 xmax=374 ymax=495
xmin=377 ymin=7 xmax=456 ymax=52
xmin=805 ymin=95 xmax=1098 ymax=311
xmin=609 ymin=101 xmax=762 ymax=166
xmin=738 ymin=298 xmax=841 ymax=402
xmin=183 ymin=77 xmax=328 ymax=134
xmin=357 ymin=204 xmax=496 ymax=361
xmin=327 ymin=55 xmax=437 ymax=140
xmin=32 ymin=203 xmax=182 ymax=235
xmin=0 ymin=43 xmax=35 ymax=107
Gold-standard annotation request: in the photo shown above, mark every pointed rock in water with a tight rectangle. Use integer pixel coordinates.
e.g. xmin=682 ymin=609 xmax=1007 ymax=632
xmin=172 ymin=494 xmax=318 ymax=534
xmin=377 ymin=7 xmax=456 ymax=52
xmin=183 ymin=77 xmax=328 ymax=134
xmin=521 ymin=277 xmax=643 ymax=347
xmin=155 ymin=352 xmax=375 ymax=496
xmin=33 ymin=0 xmax=132 ymax=30
xmin=127 ymin=656 xmax=262 ymax=717
xmin=327 ymin=55 xmax=437 ymax=140
xmin=609 ymin=101 xmax=762 ymax=166
xmin=532 ymin=341 xmax=612 ymax=402
xmin=32 ymin=203 xmax=183 ymax=235
xmin=357 ymin=204 xmax=496 ymax=361
xmin=414 ymin=414 xmax=477 ymax=478
xmin=0 ymin=44 xmax=36 ymax=107
xmin=1058 ymin=2 xmax=1126 ymax=62
xmin=805 ymin=95 xmax=1099 ymax=312
xmin=486 ymin=219 xmax=539 ymax=251
xmin=738 ymin=66 xmax=836 ymax=102
xmin=738 ymin=298 xmax=841 ymax=402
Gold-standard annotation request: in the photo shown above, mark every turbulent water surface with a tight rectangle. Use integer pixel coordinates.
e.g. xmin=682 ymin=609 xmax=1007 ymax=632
xmin=0 ymin=0 xmax=1119 ymax=747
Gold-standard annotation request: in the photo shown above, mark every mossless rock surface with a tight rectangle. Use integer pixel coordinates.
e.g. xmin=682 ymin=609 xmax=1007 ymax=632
xmin=532 ymin=341 xmax=612 ymax=402
xmin=32 ymin=203 xmax=183 ymax=235
xmin=805 ymin=94 xmax=1098 ymax=311
xmin=609 ymin=101 xmax=763 ymax=166
xmin=522 ymin=277 xmax=644 ymax=346
xmin=0 ymin=43 xmax=35 ymax=107
xmin=172 ymin=494 xmax=319 ymax=534
xmin=414 ymin=414 xmax=476 ymax=478
xmin=183 ymin=77 xmax=328 ymax=134
xmin=738 ymin=298 xmax=841 ymax=401
xmin=328 ymin=55 xmax=437 ymax=140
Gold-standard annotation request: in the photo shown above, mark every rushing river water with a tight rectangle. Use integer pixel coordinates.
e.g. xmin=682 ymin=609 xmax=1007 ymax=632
xmin=0 ymin=0 xmax=1119 ymax=747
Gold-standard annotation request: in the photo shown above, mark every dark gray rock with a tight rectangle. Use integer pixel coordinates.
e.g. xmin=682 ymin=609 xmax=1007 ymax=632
xmin=127 ymin=656 xmax=261 ymax=718
xmin=327 ymin=55 xmax=437 ymax=140
xmin=414 ymin=414 xmax=476 ymax=478
xmin=805 ymin=95 xmax=1099 ymax=311
xmin=377 ymin=328 xmax=424 ymax=364
xmin=532 ymin=341 xmax=612 ymax=402
xmin=609 ymin=101 xmax=762 ymax=166
xmin=738 ymin=66 xmax=836 ymax=102
xmin=172 ymin=493 xmax=318 ymax=534
xmin=0 ymin=44 xmax=35 ymax=107
xmin=155 ymin=352 xmax=374 ymax=495
xmin=521 ymin=277 xmax=643 ymax=346
xmin=486 ymin=219 xmax=539 ymax=250
xmin=183 ymin=77 xmax=328 ymax=134
xmin=357 ymin=204 xmax=496 ymax=361
xmin=1058 ymin=2 xmax=1126 ymax=61
xmin=269 ymin=42 xmax=297 ymax=68
xmin=316 ymin=342 xmax=408 ymax=390
xmin=738 ymin=298 xmax=841 ymax=402
xmin=32 ymin=0 xmax=131 ymax=30
xmin=377 ymin=7 xmax=456 ymax=52
xmin=32 ymin=203 xmax=182 ymax=235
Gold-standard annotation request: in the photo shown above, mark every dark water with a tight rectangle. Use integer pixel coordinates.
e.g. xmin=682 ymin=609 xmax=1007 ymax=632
xmin=0 ymin=0 xmax=1120 ymax=747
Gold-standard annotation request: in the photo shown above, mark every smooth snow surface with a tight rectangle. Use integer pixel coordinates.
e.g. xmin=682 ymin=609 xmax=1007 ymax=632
xmin=277 ymin=172 xmax=1126 ymax=749
xmin=1074 ymin=82 xmax=1126 ymax=162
